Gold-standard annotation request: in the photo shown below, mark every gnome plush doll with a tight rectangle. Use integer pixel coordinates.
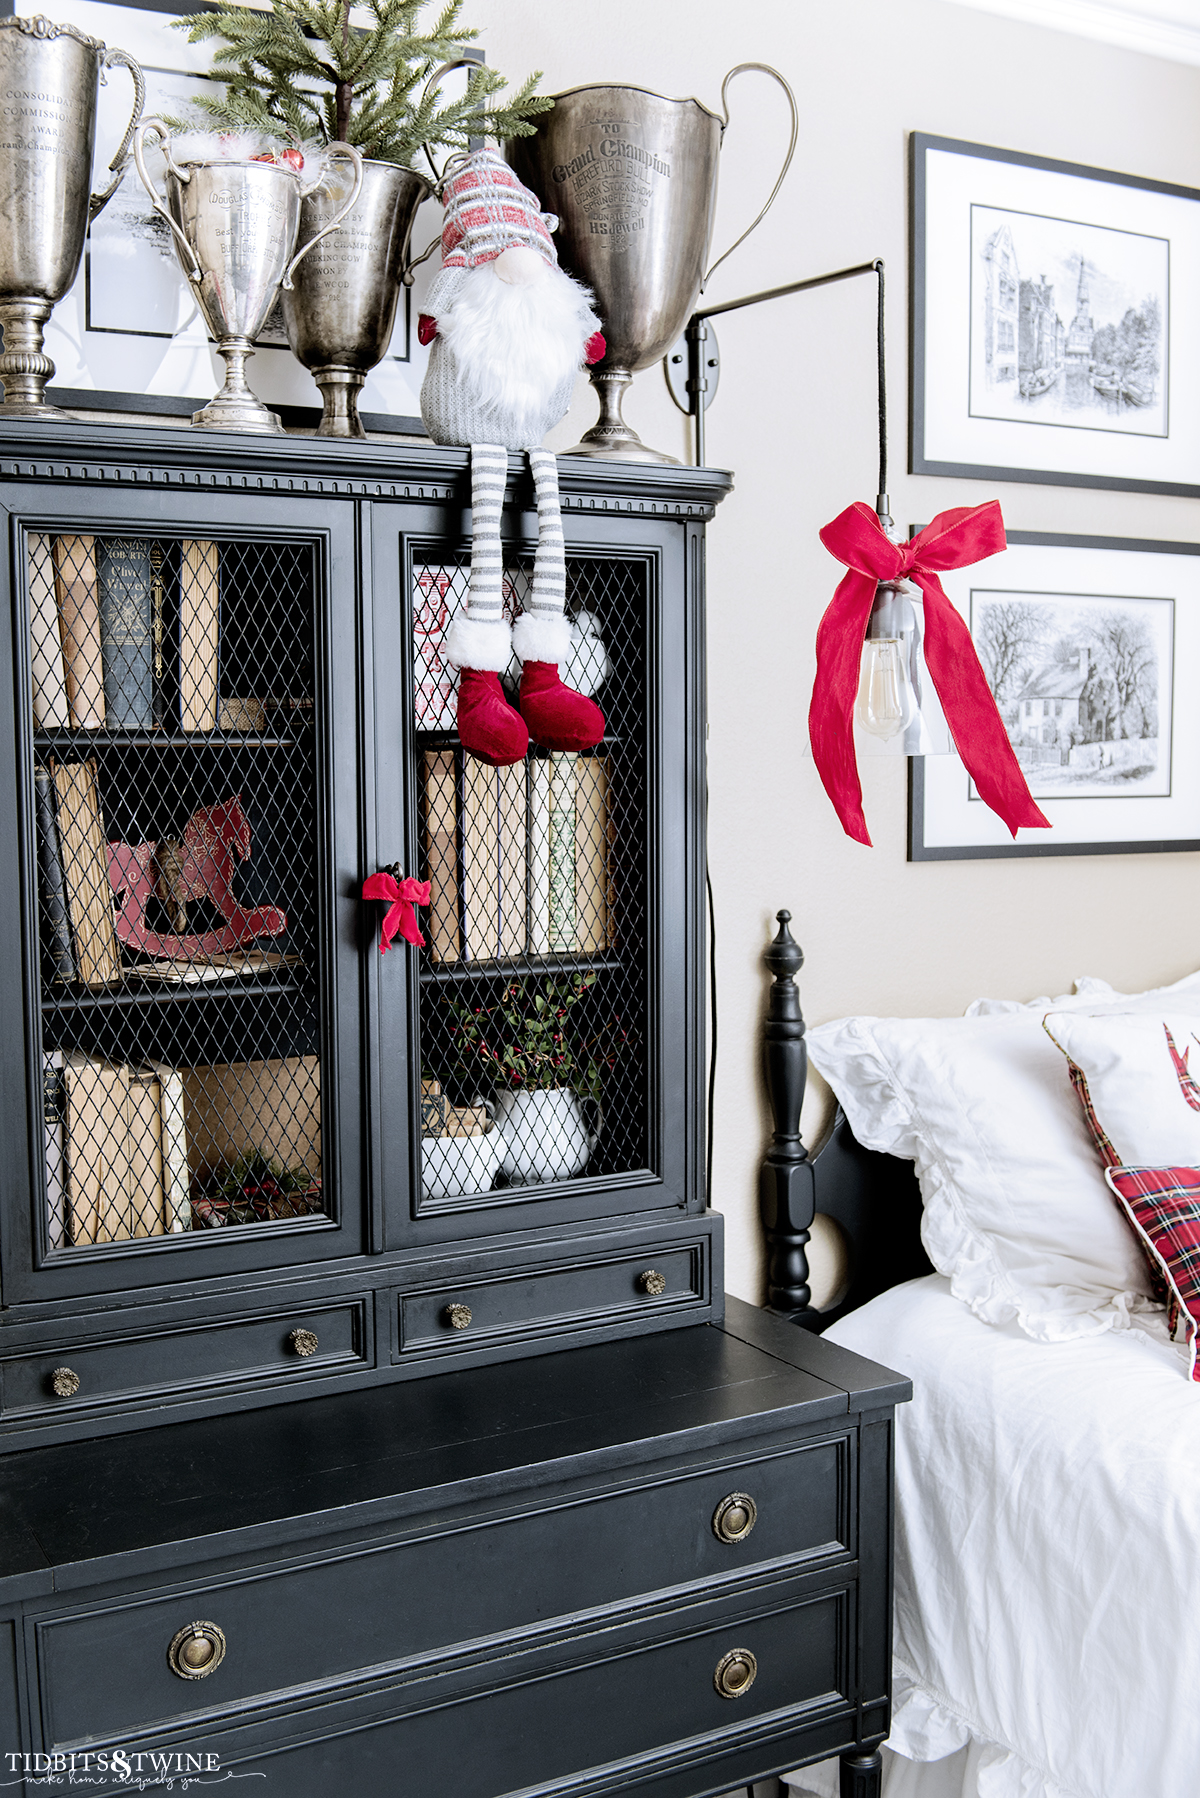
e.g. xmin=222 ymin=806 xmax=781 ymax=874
xmin=419 ymin=148 xmax=606 ymax=766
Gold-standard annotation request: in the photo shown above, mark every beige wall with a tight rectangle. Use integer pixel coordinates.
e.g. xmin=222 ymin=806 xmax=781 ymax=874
xmin=472 ymin=0 xmax=1200 ymax=1304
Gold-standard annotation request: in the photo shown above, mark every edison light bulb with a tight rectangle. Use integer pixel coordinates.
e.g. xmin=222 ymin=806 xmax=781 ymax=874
xmin=856 ymin=637 xmax=916 ymax=741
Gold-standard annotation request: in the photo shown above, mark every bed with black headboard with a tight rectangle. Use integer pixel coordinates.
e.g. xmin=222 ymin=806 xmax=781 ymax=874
xmin=757 ymin=911 xmax=1200 ymax=1798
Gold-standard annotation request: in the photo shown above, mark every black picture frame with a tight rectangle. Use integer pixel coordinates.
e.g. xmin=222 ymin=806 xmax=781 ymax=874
xmin=909 ymin=529 xmax=1200 ymax=862
xmin=910 ymin=132 xmax=1200 ymax=498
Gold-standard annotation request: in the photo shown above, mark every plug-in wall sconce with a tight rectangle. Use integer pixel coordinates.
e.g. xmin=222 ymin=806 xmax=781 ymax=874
xmin=667 ymin=263 xmax=1050 ymax=847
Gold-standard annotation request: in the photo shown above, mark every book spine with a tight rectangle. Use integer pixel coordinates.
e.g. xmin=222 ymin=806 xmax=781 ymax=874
xmin=150 ymin=543 xmax=166 ymax=731
xmin=529 ymin=756 xmax=551 ymax=956
xmin=422 ymin=749 xmax=462 ymax=964
xmin=63 ymin=1056 xmax=131 ymax=1246
xmin=548 ymin=752 xmax=577 ymax=952
xmin=51 ymin=757 xmax=121 ymax=988
xmin=462 ymin=757 xmax=500 ymax=961
xmin=574 ymin=752 xmax=610 ymax=954
xmin=128 ymin=1071 xmax=166 ymax=1238
xmin=53 ymin=535 xmax=106 ymax=730
xmin=150 ymin=1065 xmax=192 ymax=1232
xmin=43 ymin=1051 xmax=66 ymax=1250
xmin=180 ymin=541 xmax=221 ymax=733
xmin=35 ymin=764 xmax=77 ymax=984
xmin=28 ymin=533 xmax=69 ymax=729
xmin=497 ymin=760 xmax=527 ymax=959
xmin=98 ymin=537 xmax=155 ymax=729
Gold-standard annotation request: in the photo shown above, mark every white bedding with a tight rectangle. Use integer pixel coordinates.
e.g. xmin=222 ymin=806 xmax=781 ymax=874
xmin=785 ymin=1276 xmax=1200 ymax=1798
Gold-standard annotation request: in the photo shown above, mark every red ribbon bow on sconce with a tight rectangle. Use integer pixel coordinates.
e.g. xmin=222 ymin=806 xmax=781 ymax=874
xmin=808 ymin=500 xmax=1052 ymax=848
xmin=361 ymin=868 xmax=431 ymax=952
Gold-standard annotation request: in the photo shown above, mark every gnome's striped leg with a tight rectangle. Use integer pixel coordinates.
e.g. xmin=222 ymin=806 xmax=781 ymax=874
xmin=515 ymin=448 xmax=605 ymax=753
xmin=443 ymin=444 xmax=528 ymax=767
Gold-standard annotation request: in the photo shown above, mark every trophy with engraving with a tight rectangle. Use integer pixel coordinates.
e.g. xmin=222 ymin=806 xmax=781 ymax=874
xmin=133 ymin=120 xmax=363 ymax=433
xmin=0 ymin=14 xmax=144 ymax=418
xmin=510 ymin=67 xmax=795 ymax=463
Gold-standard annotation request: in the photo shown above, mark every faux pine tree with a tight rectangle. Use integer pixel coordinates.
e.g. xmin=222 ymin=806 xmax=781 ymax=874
xmin=175 ymin=0 xmax=551 ymax=169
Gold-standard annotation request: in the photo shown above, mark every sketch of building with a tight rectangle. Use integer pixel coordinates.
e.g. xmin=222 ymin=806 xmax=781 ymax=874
xmin=1018 ymin=275 xmax=1063 ymax=397
xmin=981 ymin=224 xmax=1020 ymax=389
xmin=1064 ymin=255 xmax=1095 ymax=367
xmin=1012 ymin=645 xmax=1110 ymax=754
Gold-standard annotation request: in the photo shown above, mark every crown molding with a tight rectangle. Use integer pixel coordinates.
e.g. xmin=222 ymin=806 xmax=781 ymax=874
xmin=941 ymin=0 xmax=1200 ymax=66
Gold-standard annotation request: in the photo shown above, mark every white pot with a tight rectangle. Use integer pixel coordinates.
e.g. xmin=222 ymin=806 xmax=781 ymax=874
xmin=492 ymin=1087 xmax=600 ymax=1185
xmin=421 ymin=1102 xmax=504 ymax=1200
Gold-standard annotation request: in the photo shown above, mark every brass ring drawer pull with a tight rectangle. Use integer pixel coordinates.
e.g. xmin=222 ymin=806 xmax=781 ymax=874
xmin=167 ymin=1621 xmax=227 ymax=1681
xmin=713 ymin=1646 xmax=757 ymax=1699
xmin=50 ymin=1367 xmax=80 ymax=1399
xmin=637 ymin=1269 xmax=667 ymax=1296
xmin=444 ymin=1303 xmax=473 ymax=1330
xmin=288 ymin=1328 xmax=319 ymax=1357
xmin=712 ymin=1491 xmax=757 ymax=1543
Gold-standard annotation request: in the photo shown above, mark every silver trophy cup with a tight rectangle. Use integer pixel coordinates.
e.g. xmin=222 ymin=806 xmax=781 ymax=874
xmin=282 ymin=159 xmax=431 ymax=438
xmin=509 ymin=66 xmax=795 ymax=463
xmin=0 ymin=14 xmax=144 ymax=418
xmin=133 ymin=121 xmax=363 ymax=433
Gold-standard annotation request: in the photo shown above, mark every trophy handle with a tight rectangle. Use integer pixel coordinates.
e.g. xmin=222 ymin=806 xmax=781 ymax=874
xmin=133 ymin=119 xmax=204 ymax=287
xmin=282 ymin=143 xmax=364 ymax=290
xmin=89 ymin=47 xmax=147 ymax=221
xmin=417 ymin=58 xmax=485 ymax=191
xmin=700 ymin=63 xmax=798 ymax=294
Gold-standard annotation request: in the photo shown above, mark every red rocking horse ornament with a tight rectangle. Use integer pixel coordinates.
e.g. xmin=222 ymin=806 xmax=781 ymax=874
xmin=107 ymin=795 xmax=287 ymax=960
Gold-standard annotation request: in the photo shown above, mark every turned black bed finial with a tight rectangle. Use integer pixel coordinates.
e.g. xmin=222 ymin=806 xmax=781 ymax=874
xmin=761 ymin=909 xmax=816 ymax=1321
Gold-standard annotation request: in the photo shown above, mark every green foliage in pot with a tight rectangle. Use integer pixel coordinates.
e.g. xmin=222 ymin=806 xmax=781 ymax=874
xmin=448 ymin=974 xmax=627 ymax=1104
xmin=174 ymin=0 xmax=551 ymax=168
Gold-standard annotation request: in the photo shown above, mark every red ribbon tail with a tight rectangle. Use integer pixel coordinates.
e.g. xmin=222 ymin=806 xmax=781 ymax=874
xmin=808 ymin=567 xmax=881 ymax=847
xmin=915 ymin=577 xmax=1051 ymax=837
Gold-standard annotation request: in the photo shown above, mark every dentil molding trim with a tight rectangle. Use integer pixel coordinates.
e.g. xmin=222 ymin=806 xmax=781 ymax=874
xmin=941 ymin=0 xmax=1200 ymax=66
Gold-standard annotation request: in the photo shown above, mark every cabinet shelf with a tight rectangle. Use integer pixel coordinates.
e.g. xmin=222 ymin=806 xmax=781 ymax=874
xmin=41 ymin=975 xmax=308 ymax=1012
xmin=419 ymin=952 xmax=625 ymax=985
xmin=33 ymin=732 xmax=306 ymax=751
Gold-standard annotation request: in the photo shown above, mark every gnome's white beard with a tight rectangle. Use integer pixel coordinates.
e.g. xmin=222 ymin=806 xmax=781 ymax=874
xmin=435 ymin=259 xmax=599 ymax=445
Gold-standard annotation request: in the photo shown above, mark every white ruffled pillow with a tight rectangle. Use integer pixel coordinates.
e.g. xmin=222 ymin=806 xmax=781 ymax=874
xmin=1073 ymin=967 xmax=1200 ymax=1001
xmin=1044 ymin=1009 xmax=1200 ymax=1167
xmin=807 ymin=990 xmax=1200 ymax=1342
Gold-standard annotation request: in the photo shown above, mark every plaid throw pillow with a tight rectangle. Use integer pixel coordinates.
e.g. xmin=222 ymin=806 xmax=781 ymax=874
xmin=1106 ymin=1166 xmax=1200 ymax=1380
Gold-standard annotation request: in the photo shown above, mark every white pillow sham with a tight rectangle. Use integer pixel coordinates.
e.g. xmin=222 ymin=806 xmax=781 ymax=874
xmin=1044 ymin=1009 xmax=1200 ymax=1167
xmin=807 ymin=991 xmax=1200 ymax=1342
xmin=1074 ymin=967 xmax=1200 ymax=1001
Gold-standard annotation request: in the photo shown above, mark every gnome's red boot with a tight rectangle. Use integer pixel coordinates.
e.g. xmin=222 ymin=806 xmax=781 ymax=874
xmin=518 ymin=661 xmax=605 ymax=753
xmin=456 ymin=668 xmax=529 ymax=766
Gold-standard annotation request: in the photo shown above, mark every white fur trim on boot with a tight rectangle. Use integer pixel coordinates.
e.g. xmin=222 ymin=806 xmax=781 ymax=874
xmin=443 ymin=614 xmax=513 ymax=673
xmin=512 ymin=611 xmax=573 ymax=664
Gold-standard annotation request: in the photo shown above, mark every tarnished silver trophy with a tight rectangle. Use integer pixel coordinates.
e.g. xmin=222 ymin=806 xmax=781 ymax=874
xmin=133 ymin=120 xmax=363 ymax=433
xmin=0 ymin=14 xmax=144 ymax=418
xmin=282 ymin=160 xmax=430 ymax=438
xmin=510 ymin=65 xmax=796 ymax=463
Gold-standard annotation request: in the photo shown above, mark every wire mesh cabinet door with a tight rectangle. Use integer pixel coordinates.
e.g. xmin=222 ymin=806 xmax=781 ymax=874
xmin=0 ymin=485 xmax=367 ymax=1302
xmin=370 ymin=498 xmax=707 ymax=1253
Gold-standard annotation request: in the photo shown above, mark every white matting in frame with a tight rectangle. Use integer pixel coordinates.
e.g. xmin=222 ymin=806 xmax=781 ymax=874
xmin=911 ymin=133 xmax=1200 ymax=496
xmin=14 ymin=0 xmax=446 ymax=427
xmin=909 ymin=533 xmax=1200 ymax=860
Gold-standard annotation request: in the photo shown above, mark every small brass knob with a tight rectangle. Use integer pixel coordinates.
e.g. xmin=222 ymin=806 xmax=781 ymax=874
xmin=637 ymin=1269 xmax=667 ymax=1296
xmin=50 ymin=1367 xmax=80 ymax=1399
xmin=712 ymin=1491 xmax=758 ymax=1544
xmin=444 ymin=1303 xmax=473 ymax=1330
xmin=713 ymin=1647 xmax=757 ymax=1699
xmin=288 ymin=1328 xmax=319 ymax=1357
xmin=167 ymin=1621 xmax=226 ymax=1681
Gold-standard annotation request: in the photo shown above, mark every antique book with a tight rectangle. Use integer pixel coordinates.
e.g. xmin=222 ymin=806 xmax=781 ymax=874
xmin=98 ymin=537 xmax=155 ymax=729
xmin=179 ymin=540 xmax=220 ymax=733
xmin=34 ymin=764 xmax=76 ymax=984
xmin=462 ymin=757 xmax=500 ymax=961
xmin=62 ymin=1055 xmax=132 ymax=1247
xmin=50 ymin=757 xmax=121 ymax=987
xmin=181 ymin=1056 xmax=321 ymax=1192
xmin=28 ymin=532 xmax=69 ymax=729
xmin=528 ymin=755 xmax=552 ymax=955
xmin=128 ymin=950 xmax=302 ymax=986
xmin=127 ymin=1069 xmax=165 ymax=1238
xmin=147 ymin=1063 xmax=191 ymax=1233
xmin=53 ymin=534 xmax=106 ymax=730
xmin=421 ymin=1077 xmax=446 ymax=1135
xmin=43 ymin=1051 xmax=66 ymax=1250
xmin=442 ymin=1103 xmax=490 ymax=1138
xmin=548 ymin=752 xmax=577 ymax=952
xmin=149 ymin=543 xmax=166 ymax=731
xmin=574 ymin=753 xmax=611 ymax=954
xmin=422 ymin=749 xmax=461 ymax=963
xmin=497 ymin=760 xmax=527 ymax=958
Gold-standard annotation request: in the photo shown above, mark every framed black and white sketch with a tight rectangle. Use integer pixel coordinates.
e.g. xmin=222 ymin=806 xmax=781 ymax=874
xmin=911 ymin=133 xmax=1200 ymax=496
xmin=909 ymin=532 xmax=1200 ymax=860
xmin=3 ymin=0 xmax=447 ymax=428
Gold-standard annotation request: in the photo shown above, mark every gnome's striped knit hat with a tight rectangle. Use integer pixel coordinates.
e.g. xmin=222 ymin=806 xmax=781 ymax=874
xmin=438 ymin=147 xmax=558 ymax=272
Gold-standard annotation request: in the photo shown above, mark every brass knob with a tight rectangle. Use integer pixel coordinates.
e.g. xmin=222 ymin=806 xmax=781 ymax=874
xmin=288 ymin=1328 xmax=319 ymax=1357
xmin=444 ymin=1303 xmax=473 ymax=1330
xmin=50 ymin=1367 xmax=80 ymax=1398
xmin=637 ymin=1269 xmax=667 ymax=1296
xmin=712 ymin=1491 xmax=758 ymax=1544
xmin=167 ymin=1621 xmax=227 ymax=1681
xmin=713 ymin=1647 xmax=757 ymax=1699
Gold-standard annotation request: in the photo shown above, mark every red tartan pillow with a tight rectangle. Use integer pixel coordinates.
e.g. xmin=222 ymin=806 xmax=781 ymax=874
xmin=1106 ymin=1166 xmax=1200 ymax=1380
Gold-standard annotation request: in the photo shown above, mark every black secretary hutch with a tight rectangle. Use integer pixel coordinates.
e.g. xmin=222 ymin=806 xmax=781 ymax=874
xmin=0 ymin=420 xmax=906 ymax=1798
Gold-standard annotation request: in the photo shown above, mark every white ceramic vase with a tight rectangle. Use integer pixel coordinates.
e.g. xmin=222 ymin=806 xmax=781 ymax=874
xmin=493 ymin=1087 xmax=600 ymax=1185
xmin=421 ymin=1101 xmax=503 ymax=1200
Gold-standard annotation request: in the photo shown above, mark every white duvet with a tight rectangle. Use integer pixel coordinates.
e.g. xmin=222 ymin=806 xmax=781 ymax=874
xmin=786 ymin=1276 xmax=1200 ymax=1798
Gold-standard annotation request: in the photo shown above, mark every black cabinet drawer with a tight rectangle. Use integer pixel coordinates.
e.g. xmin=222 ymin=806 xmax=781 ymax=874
xmin=36 ymin=1438 xmax=849 ymax=1747
xmin=396 ymin=1242 xmax=704 ymax=1356
xmin=1 ymin=1300 xmax=368 ymax=1419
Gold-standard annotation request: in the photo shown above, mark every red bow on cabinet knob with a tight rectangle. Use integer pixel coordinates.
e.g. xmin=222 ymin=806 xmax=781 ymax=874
xmin=362 ymin=865 xmax=430 ymax=952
